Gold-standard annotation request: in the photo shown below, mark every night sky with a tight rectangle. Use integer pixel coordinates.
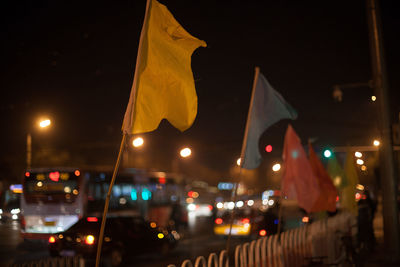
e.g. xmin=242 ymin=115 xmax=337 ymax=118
xmin=1 ymin=0 xmax=399 ymax=187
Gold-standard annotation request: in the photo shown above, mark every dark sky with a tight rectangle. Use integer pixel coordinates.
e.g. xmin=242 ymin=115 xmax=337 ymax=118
xmin=1 ymin=0 xmax=399 ymax=186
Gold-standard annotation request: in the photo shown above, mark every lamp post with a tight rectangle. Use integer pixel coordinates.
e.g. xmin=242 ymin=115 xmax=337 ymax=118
xmin=366 ymin=0 xmax=400 ymax=258
xmin=27 ymin=118 xmax=51 ymax=169
xmin=172 ymin=147 xmax=192 ymax=174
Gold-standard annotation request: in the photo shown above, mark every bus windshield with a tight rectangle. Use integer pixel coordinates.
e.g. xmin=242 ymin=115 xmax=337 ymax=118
xmin=23 ymin=169 xmax=80 ymax=204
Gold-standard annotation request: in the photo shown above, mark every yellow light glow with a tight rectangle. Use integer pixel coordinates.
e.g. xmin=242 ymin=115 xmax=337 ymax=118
xmin=371 ymin=95 xmax=376 ymax=101
xmin=361 ymin=165 xmax=367 ymax=171
xmin=64 ymin=186 xmax=71 ymax=193
xmin=39 ymin=119 xmax=51 ymax=128
xmin=72 ymin=189 xmax=79 ymax=195
xmin=180 ymin=147 xmax=191 ymax=158
xmin=186 ymin=197 xmax=194 ymax=204
xmin=373 ymin=140 xmax=380 ymax=147
xmin=354 ymin=152 xmax=362 ymax=158
xmin=37 ymin=181 xmax=43 ymax=187
xmin=132 ymin=137 xmax=144 ymax=147
xmin=236 ymin=158 xmax=241 ymax=166
xmin=356 ymin=184 xmax=365 ymax=191
xmin=157 ymin=233 xmax=164 ymax=239
xmin=356 ymin=159 xmax=364 ymax=165
xmin=150 ymin=222 xmax=157 ymax=228
xmin=191 ymin=191 xmax=199 ymax=198
xmin=272 ymin=163 xmax=281 ymax=172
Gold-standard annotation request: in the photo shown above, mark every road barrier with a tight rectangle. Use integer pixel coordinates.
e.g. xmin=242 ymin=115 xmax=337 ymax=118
xmin=168 ymin=211 xmax=356 ymax=267
xmin=11 ymin=256 xmax=84 ymax=267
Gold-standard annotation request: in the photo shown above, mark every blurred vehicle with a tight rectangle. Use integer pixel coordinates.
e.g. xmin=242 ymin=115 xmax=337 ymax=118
xmin=213 ymin=208 xmax=266 ymax=238
xmin=187 ymin=203 xmax=213 ymax=217
xmin=21 ymin=168 xmax=186 ymax=239
xmin=0 ymin=185 xmax=22 ymax=223
xmin=48 ymin=216 xmax=180 ymax=266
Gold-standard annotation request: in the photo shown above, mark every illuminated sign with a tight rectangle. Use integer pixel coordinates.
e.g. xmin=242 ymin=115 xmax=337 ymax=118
xmin=10 ymin=184 xmax=23 ymax=194
xmin=60 ymin=173 xmax=70 ymax=180
xmin=217 ymin=182 xmax=234 ymax=190
xmin=49 ymin=172 xmax=60 ymax=182
xmin=36 ymin=174 xmax=45 ymax=180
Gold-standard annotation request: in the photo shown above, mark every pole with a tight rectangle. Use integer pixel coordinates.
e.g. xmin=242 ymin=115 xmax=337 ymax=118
xmin=225 ymin=168 xmax=243 ymax=253
xmin=26 ymin=133 xmax=32 ymax=169
xmin=225 ymin=67 xmax=260 ymax=253
xmin=366 ymin=0 xmax=400 ymax=259
xmin=95 ymin=133 xmax=127 ymax=267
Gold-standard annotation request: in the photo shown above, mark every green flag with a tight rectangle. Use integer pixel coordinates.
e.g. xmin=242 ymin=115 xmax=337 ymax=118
xmin=327 ymin=153 xmax=348 ymax=189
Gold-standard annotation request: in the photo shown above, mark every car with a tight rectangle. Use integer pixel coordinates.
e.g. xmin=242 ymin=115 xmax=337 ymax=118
xmin=48 ymin=216 xmax=180 ymax=266
xmin=213 ymin=208 xmax=268 ymax=238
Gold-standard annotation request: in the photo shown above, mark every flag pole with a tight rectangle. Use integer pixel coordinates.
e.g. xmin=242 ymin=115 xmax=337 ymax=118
xmin=96 ymin=1 xmax=152 ymax=266
xmin=225 ymin=169 xmax=242 ymax=253
xmin=95 ymin=133 xmax=127 ymax=267
xmin=225 ymin=67 xmax=260 ymax=253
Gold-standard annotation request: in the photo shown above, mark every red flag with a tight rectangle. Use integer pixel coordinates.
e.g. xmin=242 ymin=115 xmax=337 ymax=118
xmin=281 ymin=125 xmax=320 ymax=213
xmin=308 ymin=143 xmax=338 ymax=212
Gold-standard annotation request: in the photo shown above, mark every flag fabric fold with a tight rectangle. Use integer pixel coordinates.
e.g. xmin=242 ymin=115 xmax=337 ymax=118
xmin=308 ymin=143 xmax=338 ymax=212
xmin=241 ymin=68 xmax=297 ymax=169
xmin=281 ymin=125 xmax=320 ymax=213
xmin=327 ymin=154 xmax=348 ymax=189
xmin=122 ymin=0 xmax=207 ymax=134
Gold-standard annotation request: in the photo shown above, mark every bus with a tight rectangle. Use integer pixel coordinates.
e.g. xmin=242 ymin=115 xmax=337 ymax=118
xmin=20 ymin=167 xmax=186 ymax=239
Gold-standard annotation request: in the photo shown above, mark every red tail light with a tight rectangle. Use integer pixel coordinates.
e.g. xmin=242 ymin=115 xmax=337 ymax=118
xmin=85 ymin=235 xmax=95 ymax=245
xmin=215 ymin=218 xmax=223 ymax=225
xmin=259 ymin=229 xmax=267 ymax=236
xmin=241 ymin=218 xmax=250 ymax=224
xmin=49 ymin=236 xmax=56 ymax=243
xmin=87 ymin=217 xmax=98 ymax=222
xmin=208 ymin=205 xmax=213 ymax=211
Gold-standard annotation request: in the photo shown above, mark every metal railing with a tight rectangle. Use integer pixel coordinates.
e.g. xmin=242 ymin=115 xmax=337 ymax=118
xmin=168 ymin=211 xmax=356 ymax=267
xmin=11 ymin=256 xmax=84 ymax=267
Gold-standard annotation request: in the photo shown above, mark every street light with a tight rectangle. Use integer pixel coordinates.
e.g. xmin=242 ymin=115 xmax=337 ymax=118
xmin=272 ymin=163 xmax=281 ymax=172
xmin=180 ymin=147 xmax=191 ymax=158
xmin=132 ymin=137 xmax=144 ymax=148
xmin=373 ymin=139 xmax=380 ymax=147
xmin=27 ymin=118 xmax=52 ymax=169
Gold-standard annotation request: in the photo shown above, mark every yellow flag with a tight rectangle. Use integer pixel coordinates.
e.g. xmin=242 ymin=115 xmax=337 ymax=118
xmin=341 ymin=151 xmax=360 ymax=215
xmin=122 ymin=0 xmax=207 ymax=134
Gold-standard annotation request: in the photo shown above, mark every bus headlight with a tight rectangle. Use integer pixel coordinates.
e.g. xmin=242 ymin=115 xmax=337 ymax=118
xmin=11 ymin=208 xmax=20 ymax=214
xmin=12 ymin=214 xmax=18 ymax=220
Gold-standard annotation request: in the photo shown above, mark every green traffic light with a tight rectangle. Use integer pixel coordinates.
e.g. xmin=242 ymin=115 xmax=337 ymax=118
xmin=323 ymin=149 xmax=332 ymax=158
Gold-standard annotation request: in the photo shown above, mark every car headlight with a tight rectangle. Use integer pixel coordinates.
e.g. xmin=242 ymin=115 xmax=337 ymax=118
xmin=11 ymin=208 xmax=20 ymax=214
xmin=0 ymin=209 xmax=3 ymax=214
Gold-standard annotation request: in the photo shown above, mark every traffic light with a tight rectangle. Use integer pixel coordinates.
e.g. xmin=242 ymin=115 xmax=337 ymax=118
xmin=323 ymin=149 xmax=332 ymax=158
xmin=265 ymin=145 xmax=273 ymax=153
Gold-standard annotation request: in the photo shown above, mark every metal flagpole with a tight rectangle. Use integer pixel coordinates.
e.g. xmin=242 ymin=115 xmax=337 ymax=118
xmin=96 ymin=0 xmax=152 ymax=265
xmin=225 ymin=67 xmax=260 ymax=253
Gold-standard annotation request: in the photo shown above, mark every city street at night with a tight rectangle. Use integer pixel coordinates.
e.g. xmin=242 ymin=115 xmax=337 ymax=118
xmin=1 ymin=0 xmax=400 ymax=266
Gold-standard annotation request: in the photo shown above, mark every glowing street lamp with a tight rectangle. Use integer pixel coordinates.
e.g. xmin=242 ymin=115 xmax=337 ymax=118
xmin=27 ymin=118 xmax=52 ymax=169
xmin=236 ymin=158 xmax=241 ymax=166
xmin=272 ymin=163 xmax=281 ymax=172
xmin=356 ymin=159 xmax=364 ymax=165
xmin=373 ymin=140 xmax=380 ymax=147
xmin=132 ymin=137 xmax=144 ymax=148
xmin=354 ymin=151 xmax=363 ymax=158
xmin=39 ymin=119 xmax=51 ymax=128
xmin=180 ymin=147 xmax=191 ymax=158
